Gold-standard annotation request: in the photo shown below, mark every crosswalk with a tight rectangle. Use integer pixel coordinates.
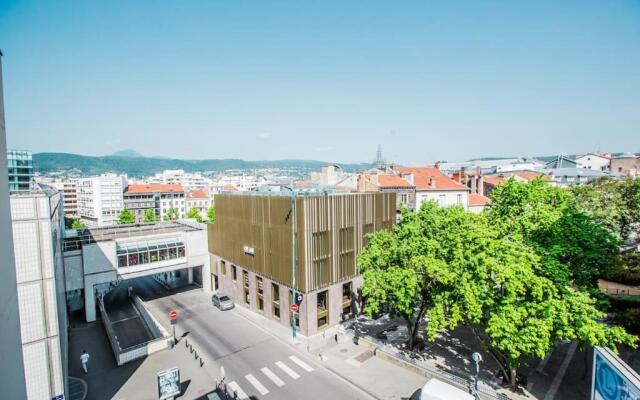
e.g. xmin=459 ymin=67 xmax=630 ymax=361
xmin=225 ymin=355 xmax=315 ymax=399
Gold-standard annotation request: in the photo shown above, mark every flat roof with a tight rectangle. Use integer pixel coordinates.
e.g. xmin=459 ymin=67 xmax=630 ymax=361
xmin=64 ymin=220 xmax=203 ymax=248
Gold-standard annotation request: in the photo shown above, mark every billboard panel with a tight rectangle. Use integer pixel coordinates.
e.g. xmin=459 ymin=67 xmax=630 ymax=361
xmin=157 ymin=367 xmax=180 ymax=400
xmin=592 ymin=347 xmax=640 ymax=400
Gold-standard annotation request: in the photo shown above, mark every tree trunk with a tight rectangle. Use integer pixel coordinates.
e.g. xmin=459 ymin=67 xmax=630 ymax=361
xmin=407 ymin=301 xmax=428 ymax=350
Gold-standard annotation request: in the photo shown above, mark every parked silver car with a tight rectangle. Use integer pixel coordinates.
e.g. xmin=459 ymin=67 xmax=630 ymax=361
xmin=212 ymin=293 xmax=235 ymax=311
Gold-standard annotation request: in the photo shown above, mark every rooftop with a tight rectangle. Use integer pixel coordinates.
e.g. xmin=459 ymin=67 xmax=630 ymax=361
xmin=126 ymin=183 xmax=184 ymax=194
xmin=469 ymin=193 xmax=491 ymax=206
xmin=63 ymin=220 xmax=203 ymax=250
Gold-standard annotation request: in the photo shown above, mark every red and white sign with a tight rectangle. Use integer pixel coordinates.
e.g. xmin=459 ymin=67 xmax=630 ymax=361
xmin=169 ymin=310 xmax=178 ymax=320
xmin=290 ymin=304 xmax=299 ymax=313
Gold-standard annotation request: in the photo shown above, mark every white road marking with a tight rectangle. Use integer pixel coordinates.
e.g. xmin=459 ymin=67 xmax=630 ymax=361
xmin=261 ymin=367 xmax=285 ymax=387
xmin=245 ymin=374 xmax=269 ymax=395
xmin=276 ymin=361 xmax=300 ymax=379
xmin=289 ymin=355 xmax=314 ymax=372
xmin=543 ymin=341 xmax=578 ymax=400
xmin=228 ymin=381 xmax=249 ymax=400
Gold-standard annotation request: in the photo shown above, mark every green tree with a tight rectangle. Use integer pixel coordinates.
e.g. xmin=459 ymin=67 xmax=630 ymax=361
xmin=570 ymin=177 xmax=640 ymax=241
xmin=116 ymin=207 xmax=135 ymax=225
xmin=163 ymin=207 xmax=179 ymax=221
xmin=359 ymin=201 xmax=637 ymax=388
xmin=143 ymin=209 xmax=158 ymax=223
xmin=71 ymin=219 xmax=85 ymax=230
xmin=207 ymin=206 xmax=216 ymax=222
xmin=187 ymin=207 xmax=203 ymax=222
xmin=488 ymin=178 xmax=619 ymax=290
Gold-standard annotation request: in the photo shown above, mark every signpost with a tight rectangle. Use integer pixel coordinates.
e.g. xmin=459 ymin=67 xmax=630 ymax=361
xmin=591 ymin=346 xmax=640 ymax=400
xmin=157 ymin=367 xmax=180 ymax=400
xmin=290 ymin=304 xmax=299 ymax=313
xmin=169 ymin=310 xmax=178 ymax=344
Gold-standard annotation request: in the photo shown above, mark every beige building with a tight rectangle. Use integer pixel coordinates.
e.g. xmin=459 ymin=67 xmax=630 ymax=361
xmin=208 ymin=192 xmax=395 ymax=336
xmin=611 ymin=153 xmax=640 ymax=176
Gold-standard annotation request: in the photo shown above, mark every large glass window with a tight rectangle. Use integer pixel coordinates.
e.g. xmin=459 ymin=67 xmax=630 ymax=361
xmin=243 ymin=270 xmax=250 ymax=304
xmin=317 ymin=290 xmax=329 ymax=330
xmin=257 ymin=276 xmax=264 ymax=312
xmin=272 ymin=283 xmax=280 ymax=319
xmin=116 ymin=237 xmax=186 ymax=268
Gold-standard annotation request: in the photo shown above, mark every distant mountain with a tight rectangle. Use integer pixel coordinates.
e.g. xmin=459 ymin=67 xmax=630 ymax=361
xmin=33 ymin=152 xmax=372 ymax=177
xmin=111 ymin=149 xmax=144 ymax=158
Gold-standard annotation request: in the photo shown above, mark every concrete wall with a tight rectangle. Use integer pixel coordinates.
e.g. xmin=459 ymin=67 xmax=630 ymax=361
xmin=0 ymin=51 xmax=28 ymax=400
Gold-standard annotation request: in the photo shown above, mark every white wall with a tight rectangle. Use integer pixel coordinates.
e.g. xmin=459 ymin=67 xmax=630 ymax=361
xmin=416 ymin=190 xmax=469 ymax=210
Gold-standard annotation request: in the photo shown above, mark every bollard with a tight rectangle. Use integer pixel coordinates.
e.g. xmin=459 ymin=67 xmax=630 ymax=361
xmin=189 ymin=344 xmax=193 ymax=353
xmin=200 ymin=359 xmax=204 ymax=367
xmin=194 ymin=351 xmax=199 ymax=360
xmin=185 ymin=339 xmax=188 ymax=347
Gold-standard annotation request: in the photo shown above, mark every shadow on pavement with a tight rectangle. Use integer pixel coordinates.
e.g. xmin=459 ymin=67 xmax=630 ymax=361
xmin=68 ymin=315 xmax=145 ymax=400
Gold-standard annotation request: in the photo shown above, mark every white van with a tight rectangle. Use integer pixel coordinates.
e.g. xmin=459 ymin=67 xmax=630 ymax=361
xmin=410 ymin=378 xmax=475 ymax=400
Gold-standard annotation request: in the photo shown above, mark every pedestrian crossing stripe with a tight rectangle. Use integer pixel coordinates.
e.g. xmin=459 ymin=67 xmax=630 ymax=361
xmin=276 ymin=361 xmax=300 ymax=379
xmin=228 ymin=381 xmax=249 ymax=400
xmin=289 ymin=355 xmax=314 ymax=372
xmin=245 ymin=373 xmax=269 ymax=395
xmin=261 ymin=367 xmax=285 ymax=387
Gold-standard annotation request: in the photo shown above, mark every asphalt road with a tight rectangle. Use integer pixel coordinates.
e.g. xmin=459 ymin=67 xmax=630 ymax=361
xmin=103 ymin=284 xmax=153 ymax=349
xmin=133 ymin=276 xmax=372 ymax=400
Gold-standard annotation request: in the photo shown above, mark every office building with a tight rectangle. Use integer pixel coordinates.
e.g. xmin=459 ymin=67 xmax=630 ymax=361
xmin=10 ymin=186 xmax=68 ymax=400
xmin=185 ymin=188 xmax=210 ymax=220
xmin=124 ymin=183 xmax=185 ymax=223
xmin=0 ymin=48 xmax=29 ymax=400
xmin=8 ymin=149 xmax=34 ymax=192
xmin=209 ymin=192 xmax=395 ymax=336
xmin=50 ymin=179 xmax=78 ymax=218
xmin=77 ymin=174 xmax=127 ymax=227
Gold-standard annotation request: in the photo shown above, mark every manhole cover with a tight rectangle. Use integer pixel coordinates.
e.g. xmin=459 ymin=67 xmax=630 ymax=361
xmin=340 ymin=348 xmax=349 ymax=353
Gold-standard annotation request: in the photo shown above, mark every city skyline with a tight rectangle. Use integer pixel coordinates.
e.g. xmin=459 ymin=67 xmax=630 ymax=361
xmin=1 ymin=1 xmax=639 ymax=164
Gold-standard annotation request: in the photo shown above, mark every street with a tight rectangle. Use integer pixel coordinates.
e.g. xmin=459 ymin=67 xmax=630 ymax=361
xmin=132 ymin=276 xmax=373 ymax=400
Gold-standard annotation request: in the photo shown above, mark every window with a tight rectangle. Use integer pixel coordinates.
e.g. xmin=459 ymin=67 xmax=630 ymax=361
xmin=342 ymin=282 xmax=353 ymax=319
xmin=457 ymin=194 xmax=462 ymax=205
xmin=272 ymin=283 xmax=280 ymax=319
xmin=317 ymin=290 xmax=329 ymax=329
xmin=257 ymin=276 xmax=264 ymax=312
xmin=243 ymin=270 xmax=250 ymax=304
xmin=221 ymin=260 xmax=227 ymax=276
xmin=438 ymin=194 xmax=446 ymax=206
xmin=232 ymin=265 xmax=237 ymax=281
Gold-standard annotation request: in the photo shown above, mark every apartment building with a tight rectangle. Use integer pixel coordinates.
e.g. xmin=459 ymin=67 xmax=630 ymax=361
xmin=209 ymin=192 xmax=395 ymax=336
xmin=77 ymin=174 xmax=127 ymax=227
xmin=50 ymin=180 xmax=78 ymax=218
xmin=124 ymin=183 xmax=185 ymax=223
xmin=7 ymin=149 xmax=33 ymax=192
xmin=0 ymin=49 xmax=29 ymax=400
xmin=146 ymin=169 xmax=211 ymax=189
xmin=10 ymin=187 xmax=68 ymax=400
xmin=356 ymin=172 xmax=416 ymax=213
xmin=186 ymin=188 xmax=210 ymax=220
xmin=392 ymin=166 xmax=469 ymax=210
xmin=611 ymin=153 xmax=640 ymax=176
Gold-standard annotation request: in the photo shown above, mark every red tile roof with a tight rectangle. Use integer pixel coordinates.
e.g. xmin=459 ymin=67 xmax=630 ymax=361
xmin=484 ymin=176 xmax=505 ymax=186
xmin=514 ymin=171 xmax=544 ymax=181
xmin=126 ymin=183 xmax=183 ymax=193
xmin=186 ymin=189 xmax=208 ymax=199
xmin=469 ymin=193 xmax=491 ymax=206
xmin=394 ymin=166 xmax=467 ymax=191
xmin=223 ymin=184 xmax=238 ymax=192
xmin=377 ymin=175 xmax=413 ymax=187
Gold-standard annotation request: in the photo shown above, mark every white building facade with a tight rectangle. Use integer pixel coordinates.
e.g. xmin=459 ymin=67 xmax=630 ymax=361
xmin=10 ymin=188 xmax=68 ymax=400
xmin=576 ymin=153 xmax=611 ymax=171
xmin=77 ymin=174 xmax=126 ymax=226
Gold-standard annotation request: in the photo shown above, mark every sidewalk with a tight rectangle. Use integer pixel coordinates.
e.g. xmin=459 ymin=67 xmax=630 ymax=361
xmin=68 ymin=320 xmax=218 ymax=400
xmin=232 ymin=306 xmax=428 ymax=400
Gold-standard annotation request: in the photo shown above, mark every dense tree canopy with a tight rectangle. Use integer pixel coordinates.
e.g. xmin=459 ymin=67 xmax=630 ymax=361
xmin=71 ymin=219 xmax=85 ymax=230
xmin=143 ymin=209 xmax=158 ymax=223
xmin=359 ymin=198 xmax=637 ymax=388
xmin=187 ymin=207 xmax=203 ymax=222
xmin=163 ymin=207 xmax=179 ymax=221
xmin=116 ymin=207 xmax=135 ymax=225
xmin=488 ymin=178 xmax=620 ymax=290
xmin=570 ymin=177 xmax=640 ymax=241
xmin=207 ymin=206 xmax=216 ymax=222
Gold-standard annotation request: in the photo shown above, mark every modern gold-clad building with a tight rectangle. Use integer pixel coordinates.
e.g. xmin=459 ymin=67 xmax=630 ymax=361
xmin=208 ymin=191 xmax=395 ymax=336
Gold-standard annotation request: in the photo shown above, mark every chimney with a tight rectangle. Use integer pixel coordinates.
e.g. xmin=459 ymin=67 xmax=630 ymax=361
xmin=429 ymin=177 xmax=435 ymax=188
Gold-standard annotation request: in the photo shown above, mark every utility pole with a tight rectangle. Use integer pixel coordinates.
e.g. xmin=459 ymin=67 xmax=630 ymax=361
xmin=291 ymin=191 xmax=297 ymax=339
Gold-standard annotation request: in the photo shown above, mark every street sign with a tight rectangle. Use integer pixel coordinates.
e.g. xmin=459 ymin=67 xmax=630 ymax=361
xmin=169 ymin=310 xmax=177 ymax=319
xmin=52 ymin=395 xmax=65 ymax=400
xmin=157 ymin=367 xmax=180 ymax=400
xmin=290 ymin=304 xmax=299 ymax=313
xmin=295 ymin=293 xmax=303 ymax=305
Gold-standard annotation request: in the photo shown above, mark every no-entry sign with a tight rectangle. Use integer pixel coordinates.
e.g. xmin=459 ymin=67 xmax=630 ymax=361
xmin=290 ymin=304 xmax=299 ymax=313
xmin=169 ymin=310 xmax=177 ymax=320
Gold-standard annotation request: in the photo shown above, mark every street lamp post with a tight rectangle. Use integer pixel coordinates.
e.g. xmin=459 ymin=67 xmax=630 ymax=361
xmin=470 ymin=352 xmax=482 ymax=399
xmin=283 ymin=185 xmax=297 ymax=340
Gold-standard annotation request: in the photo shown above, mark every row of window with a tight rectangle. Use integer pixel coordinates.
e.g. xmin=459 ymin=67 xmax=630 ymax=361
xmin=117 ymin=239 xmax=186 ymax=268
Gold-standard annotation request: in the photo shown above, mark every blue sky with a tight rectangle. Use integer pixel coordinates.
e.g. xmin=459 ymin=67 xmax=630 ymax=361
xmin=1 ymin=1 xmax=639 ymax=164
